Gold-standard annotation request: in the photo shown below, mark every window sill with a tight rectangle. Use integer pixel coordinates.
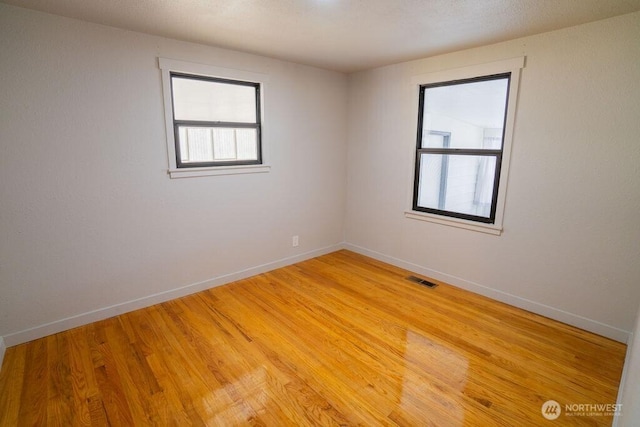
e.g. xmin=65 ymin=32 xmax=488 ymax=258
xmin=404 ymin=210 xmax=503 ymax=235
xmin=168 ymin=164 xmax=270 ymax=179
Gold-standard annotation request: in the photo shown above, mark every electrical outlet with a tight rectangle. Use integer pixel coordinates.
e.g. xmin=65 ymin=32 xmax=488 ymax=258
xmin=292 ymin=235 xmax=299 ymax=247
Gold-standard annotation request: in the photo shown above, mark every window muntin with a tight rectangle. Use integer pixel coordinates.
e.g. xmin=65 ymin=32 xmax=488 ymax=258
xmin=413 ymin=73 xmax=510 ymax=224
xmin=170 ymin=73 xmax=261 ymax=168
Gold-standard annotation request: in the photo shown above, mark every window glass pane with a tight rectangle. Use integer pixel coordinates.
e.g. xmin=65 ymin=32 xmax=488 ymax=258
xmin=417 ymin=154 xmax=497 ymax=218
xmin=423 ymin=131 xmax=450 ymax=149
xmin=235 ymin=129 xmax=259 ymax=160
xmin=172 ymin=76 xmax=257 ymax=123
xmin=421 ymin=77 xmax=508 ymax=149
xmin=179 ymin=127 xmax=213 ymax=162
xmin=212 ymin=128 xmax=236 ymax=160
xmin=178 ymin=126 xmax=258 ymax=163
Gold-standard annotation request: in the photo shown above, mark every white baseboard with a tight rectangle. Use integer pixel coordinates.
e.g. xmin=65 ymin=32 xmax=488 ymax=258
xmin=2 ymin=243 xmax=345 ymax=347
xmin=2 ymin=241 xmax=629 ymax=348
xmin=345 ymin=243 xmax=630 ymax=343
xmin=0 ymin=337 xmax=6 ymax=372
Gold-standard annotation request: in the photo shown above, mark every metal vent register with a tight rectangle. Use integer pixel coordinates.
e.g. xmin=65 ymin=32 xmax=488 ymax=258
xmin=406 ymin=275 xmax=438 ymax=288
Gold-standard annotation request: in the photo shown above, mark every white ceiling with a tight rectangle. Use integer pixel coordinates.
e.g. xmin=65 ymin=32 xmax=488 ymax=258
xmin=4 ymin=0 xmax=640 ymax=72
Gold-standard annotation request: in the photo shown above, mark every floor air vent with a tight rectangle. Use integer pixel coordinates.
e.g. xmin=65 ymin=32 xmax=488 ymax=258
xmin=406 ymin=275 xmax=438 ymax=288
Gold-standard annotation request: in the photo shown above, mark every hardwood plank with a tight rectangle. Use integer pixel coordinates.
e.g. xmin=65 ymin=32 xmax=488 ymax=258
xmin=0 ymin=250 xmax=627 ymax=426
xmin=0 ymin=345 xmax=26 ymax=426
xmin=66 ymin=329 xmax=93 ymax=426
xmin=47 ymin=332 xmax=77 ymax=426
xmin=93 ymin=319 xmax=136 ymax=426
xmin=19 ymin=339 xmax=49 ymax=426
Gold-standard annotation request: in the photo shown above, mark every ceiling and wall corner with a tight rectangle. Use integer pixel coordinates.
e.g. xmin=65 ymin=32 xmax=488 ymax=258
xmin=1 ymin=0 xmax=640 ymax=72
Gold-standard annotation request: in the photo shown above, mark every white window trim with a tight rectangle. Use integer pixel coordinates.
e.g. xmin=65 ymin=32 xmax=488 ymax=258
xmin=405 ymin=56 xmax=525 ymax=235
xmin=159 ymin=58 xmax=271 ymax=179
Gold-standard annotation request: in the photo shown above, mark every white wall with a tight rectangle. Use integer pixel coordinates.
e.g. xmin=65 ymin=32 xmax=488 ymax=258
xmin=345 ymin=11 xmax=640 ymax=340
xmin=617 ymin=304 xmax=640 ymax=425
xmin=0 ymin=4 xmax=347 ymax=343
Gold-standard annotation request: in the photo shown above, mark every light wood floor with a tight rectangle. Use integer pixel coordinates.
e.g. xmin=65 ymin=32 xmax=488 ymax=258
xmin=0 ymin=250 xmax=626 ymax=426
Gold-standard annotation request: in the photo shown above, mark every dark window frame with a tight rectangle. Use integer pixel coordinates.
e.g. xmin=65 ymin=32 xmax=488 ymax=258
xmin=412 ymin=73 xmax=511 ymax=224
xmin=169 ymin=72 xmax=262 ymax=169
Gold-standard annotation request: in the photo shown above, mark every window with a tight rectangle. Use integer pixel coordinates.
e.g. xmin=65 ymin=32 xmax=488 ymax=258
xmin=159 ymin=58 xmax=270 ymax=178
xmin=172 ymin=74 xmax=261 ymax=167
xmin=407 ymin=57 xmax=524 ymax=234
xmin=414 ymin=73 xmax=509 ymax=223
